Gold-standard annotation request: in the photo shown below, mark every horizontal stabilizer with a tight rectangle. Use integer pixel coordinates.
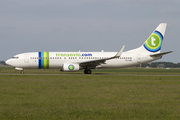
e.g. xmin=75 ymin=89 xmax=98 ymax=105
xmin=150 ymin=51 xmax=173 ymax=57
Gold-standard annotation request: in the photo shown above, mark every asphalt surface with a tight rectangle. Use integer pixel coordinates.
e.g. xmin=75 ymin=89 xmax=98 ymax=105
xmin=1 ymin=73 xmax=180 ymax=76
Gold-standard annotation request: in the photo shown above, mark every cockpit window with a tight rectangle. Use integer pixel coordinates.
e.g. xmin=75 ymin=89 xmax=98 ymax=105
xmin=12 ymin=57 xmax=19 ymax=59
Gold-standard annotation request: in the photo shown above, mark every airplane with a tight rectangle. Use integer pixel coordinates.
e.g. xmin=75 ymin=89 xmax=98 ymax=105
xmin=5 ymin=23 xmax=173 ymax=74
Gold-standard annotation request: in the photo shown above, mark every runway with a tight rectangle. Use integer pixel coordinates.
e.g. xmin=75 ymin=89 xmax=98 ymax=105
xmin=1 ymin=73 xmax=180 ymax=76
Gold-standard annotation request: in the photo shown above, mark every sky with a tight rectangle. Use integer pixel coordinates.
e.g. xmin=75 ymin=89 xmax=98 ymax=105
xmin=0 ymin=0 xmax=179 ymax=63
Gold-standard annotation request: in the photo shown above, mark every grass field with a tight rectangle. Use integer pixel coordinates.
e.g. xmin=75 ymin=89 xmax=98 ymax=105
xmin=1 ymin=66 xmax=180 ymax=75
xmin=0 ymin=67 xmax=180 ymax=119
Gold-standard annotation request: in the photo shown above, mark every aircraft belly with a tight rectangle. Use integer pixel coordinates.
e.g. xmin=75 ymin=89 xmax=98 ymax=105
xmin=102 ymin=60 xmax=137 ymax=68
xmin=49 ymin=60 xmax=62 ymax=69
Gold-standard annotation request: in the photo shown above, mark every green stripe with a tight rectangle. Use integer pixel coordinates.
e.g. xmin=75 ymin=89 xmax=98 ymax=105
xmin=47 ymin=52 xmax=49 ymax=69
xmin=44 ymin=52 xmax=49 ymax=69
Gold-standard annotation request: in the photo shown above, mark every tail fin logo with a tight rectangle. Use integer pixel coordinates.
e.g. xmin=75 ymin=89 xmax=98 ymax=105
xmin=143 ymin=31 xmax=163 ymax=52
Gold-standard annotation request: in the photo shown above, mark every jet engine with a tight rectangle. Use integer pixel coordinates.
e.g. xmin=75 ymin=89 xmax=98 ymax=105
xmin=61 ymin=63 xmax=80 ymax=72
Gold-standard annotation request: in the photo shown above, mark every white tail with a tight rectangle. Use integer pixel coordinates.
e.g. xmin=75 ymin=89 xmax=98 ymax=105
xmin=127 ymin=23 xmax=167 ymax=53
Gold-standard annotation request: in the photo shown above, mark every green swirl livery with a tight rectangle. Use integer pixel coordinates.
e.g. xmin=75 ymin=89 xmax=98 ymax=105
xmin=143 ymin=31 xmax=163 ymax=52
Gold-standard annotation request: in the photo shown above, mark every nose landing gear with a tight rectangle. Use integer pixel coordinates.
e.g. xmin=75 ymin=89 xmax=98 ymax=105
xmin=15 ymin=67 xmax=24 ymax=74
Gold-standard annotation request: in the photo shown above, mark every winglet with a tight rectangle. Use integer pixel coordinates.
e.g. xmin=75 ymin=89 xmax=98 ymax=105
xmin=115 ymin=46 xmax=125 ymax=57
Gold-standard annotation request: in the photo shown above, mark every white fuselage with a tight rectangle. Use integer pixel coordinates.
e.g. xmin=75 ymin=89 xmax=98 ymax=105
xmin=6 ymin=51 xmax=160 ymax=69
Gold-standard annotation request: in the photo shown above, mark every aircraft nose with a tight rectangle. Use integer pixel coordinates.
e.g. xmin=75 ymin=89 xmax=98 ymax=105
xmin=5 ymin=59 xmax=11 ymax=65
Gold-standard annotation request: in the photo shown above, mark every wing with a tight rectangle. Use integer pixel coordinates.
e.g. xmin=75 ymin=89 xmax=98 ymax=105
xmin=79 ymin=46 xmax=125 ymax=68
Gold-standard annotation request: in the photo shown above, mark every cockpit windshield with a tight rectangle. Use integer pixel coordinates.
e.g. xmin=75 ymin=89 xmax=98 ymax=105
xmin=12 ymin=57 xmax=19 ymax=59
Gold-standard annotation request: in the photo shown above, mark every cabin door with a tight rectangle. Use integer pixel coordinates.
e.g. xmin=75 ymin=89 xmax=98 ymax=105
xmin=24 ymin=54 xmax=29 ymax=63
xmin=137 ymin=54 xmax=141 ymax=63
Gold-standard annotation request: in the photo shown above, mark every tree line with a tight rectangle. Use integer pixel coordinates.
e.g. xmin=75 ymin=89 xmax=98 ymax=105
xmin=141 ymin=62 xmax=180 ymax=68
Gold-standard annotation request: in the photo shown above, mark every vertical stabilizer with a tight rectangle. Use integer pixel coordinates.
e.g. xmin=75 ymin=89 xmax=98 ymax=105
xmin=143 ymin=23 xmax=167 ymax=53
xmin=127 ymin=23 xmax=167 ymax=53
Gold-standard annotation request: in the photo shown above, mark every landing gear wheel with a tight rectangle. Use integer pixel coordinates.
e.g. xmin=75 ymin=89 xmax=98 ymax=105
xmin=87 ymin=70 xmax=92 ymax=74
xmin=84 ymin=69 xmax=92 ymax=74
xmin=21 ymin=70 xmax=24 ymax=74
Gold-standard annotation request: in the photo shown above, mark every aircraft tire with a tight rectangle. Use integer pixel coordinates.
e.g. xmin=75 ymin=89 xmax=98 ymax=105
xmin=21 ymin=70 xmax=24 ymax=74
xmin=84 ymin=70 xmax=92 ymax=74
xmin=87 ymin=70 xmax=92 ymax=74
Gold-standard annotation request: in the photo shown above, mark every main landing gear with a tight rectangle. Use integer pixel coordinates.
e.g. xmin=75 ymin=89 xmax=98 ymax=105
xmin=21 ymin=70 xmax=24 ymax=74
xmin=84 ymin=69 xmax=92 ymax=74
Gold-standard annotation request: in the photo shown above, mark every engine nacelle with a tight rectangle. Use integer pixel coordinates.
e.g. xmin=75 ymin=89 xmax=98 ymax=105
xmin=61 ymin=63 xmax=80 ymax=72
